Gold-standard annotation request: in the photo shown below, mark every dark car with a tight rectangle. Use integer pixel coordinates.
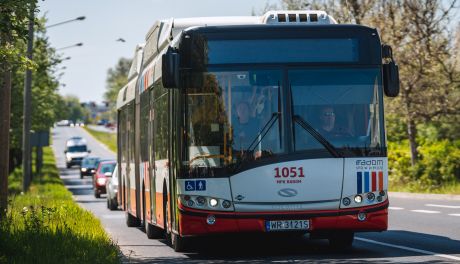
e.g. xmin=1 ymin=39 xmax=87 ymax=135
xmin=93 ymin=160 xmax=116 ymax=198
xmin=80 ymin=157 xmax=100 ymax=179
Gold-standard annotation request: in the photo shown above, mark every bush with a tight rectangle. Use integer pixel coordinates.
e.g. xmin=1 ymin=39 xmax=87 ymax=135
xmin=388 ymin=140 xmax=460 ymax=192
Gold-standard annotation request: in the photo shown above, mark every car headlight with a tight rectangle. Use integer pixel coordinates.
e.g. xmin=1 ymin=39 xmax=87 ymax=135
xmin=81 ymin=168 xmax=87 ymax=172
xmin=97 ymin=178 xmax=106 ymax=186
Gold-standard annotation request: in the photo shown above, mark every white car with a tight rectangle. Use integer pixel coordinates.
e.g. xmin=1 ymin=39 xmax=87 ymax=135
xmin=106 ymin=164 xmax=119 ymax=210
xmin=64 ymin=137 xmax=90 ymax=168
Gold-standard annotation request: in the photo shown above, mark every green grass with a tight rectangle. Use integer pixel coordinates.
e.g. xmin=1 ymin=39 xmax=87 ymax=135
xmin=83 ymin=127 xmax=117 ymax=153
xmin=389 ymin=181 xmax=460 ymax=194
xmin=0 ymin=147 xmax=120 ymax=264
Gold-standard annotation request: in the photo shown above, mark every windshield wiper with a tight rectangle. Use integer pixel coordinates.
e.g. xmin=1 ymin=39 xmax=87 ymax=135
xmin=234 ymin=112 xmax=280 ymax=171
xmin=293 ymin=114 xmax=342 ymax=158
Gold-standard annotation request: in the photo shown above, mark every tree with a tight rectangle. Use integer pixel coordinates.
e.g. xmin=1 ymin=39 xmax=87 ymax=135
xmin=62 ymin=95 xmax=90 ymax=123
xmin=104 ymin=58 xmax=131 ymax=121
xmin=9 ymin=17 xmax=64 ymax=171
xmin=0 ymin=0 xmax=37 ymax=218
xmin=270 ymin=0 xmax=460 ymax=166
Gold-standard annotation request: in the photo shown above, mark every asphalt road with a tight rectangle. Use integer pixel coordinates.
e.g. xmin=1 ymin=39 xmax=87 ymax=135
xmin=52 ymin=126 xmax=460 ymax=263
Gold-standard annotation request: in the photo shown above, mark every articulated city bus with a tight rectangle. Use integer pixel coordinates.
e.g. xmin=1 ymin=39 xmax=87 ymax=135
xmin=116 ymin=10 xmax=400 ymax=252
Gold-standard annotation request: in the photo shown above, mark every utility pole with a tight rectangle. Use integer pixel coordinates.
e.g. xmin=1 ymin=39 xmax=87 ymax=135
xmin=22 ymin=3 xmax=35 ymax=192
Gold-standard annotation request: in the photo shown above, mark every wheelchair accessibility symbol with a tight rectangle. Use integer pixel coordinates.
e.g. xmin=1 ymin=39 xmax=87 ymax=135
xmin=184 ymin=180 xmax=206 ymax=191
xmin=185 ymin=181 xmax=196 ymax=191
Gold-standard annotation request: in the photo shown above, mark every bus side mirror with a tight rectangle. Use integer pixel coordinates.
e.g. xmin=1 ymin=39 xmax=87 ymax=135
xmin=382 ymin=45 xmax=400 ymax=97
xmin=162 ymin=48 xmax=180 ymax=88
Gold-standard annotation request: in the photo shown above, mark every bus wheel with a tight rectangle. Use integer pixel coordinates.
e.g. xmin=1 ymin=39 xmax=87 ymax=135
xmin=171 ymin=232 xmax=187 ymax=252
xmin=146 ymin=220 xmax=163 ymax=239
xmin=328 ymin=232 xmax=354 ymax=250
xmin=126 ymin=212 xmax=140 ymax=227
xmin=163 ymin=199 xmax=187 ymax=251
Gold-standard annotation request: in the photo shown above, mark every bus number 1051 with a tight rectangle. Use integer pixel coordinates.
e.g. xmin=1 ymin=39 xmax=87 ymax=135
xmin=274 ymin=167 xmax=305 ymax=178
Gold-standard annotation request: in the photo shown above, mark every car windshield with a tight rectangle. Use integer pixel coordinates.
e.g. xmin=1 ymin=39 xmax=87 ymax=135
xmin=67 ymin=145 xmax=87 ymax=152
xmin=100 ymin=163 xmax=116 ymax=174
xmin=82 ymin=158 xmax=98 ymax=167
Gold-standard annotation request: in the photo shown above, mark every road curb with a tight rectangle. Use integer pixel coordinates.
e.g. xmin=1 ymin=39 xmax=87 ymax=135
xmin=389 ymin=191 xmax=460 ymax=200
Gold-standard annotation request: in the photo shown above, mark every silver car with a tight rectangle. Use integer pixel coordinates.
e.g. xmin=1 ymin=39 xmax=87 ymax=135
xmin=106 ymin=164 xmax=119 ymax=210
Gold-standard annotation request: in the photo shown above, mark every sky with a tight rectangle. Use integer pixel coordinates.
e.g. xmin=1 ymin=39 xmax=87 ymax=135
xmin=38 ymin=0 xmax=278 ymax=103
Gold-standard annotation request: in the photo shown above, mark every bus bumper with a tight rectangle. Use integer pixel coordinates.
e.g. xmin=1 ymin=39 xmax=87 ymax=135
xmin=178 ymin=200 xmax=388 ymax=236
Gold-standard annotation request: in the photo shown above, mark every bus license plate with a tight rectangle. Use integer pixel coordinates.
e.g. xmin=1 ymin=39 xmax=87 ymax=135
xmin=265 ymin=220 xmax=310 ymax=232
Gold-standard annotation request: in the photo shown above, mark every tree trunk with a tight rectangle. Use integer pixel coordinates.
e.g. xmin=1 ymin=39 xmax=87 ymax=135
xmin=0 ymin=68 xmax=12 ymax=219
xmin=407 ymin=118 xmax=418 ymax=166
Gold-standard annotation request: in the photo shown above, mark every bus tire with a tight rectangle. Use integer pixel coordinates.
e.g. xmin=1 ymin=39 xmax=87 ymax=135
xmin=328 ymin=232 xmax=354 ymax=250
xmin=171 ymin=232 xmax=187 ymax=252
xmin=126 ymin=212 xmax=140 ymax=227
xmin=146 ymin=221 xmax=163 ymax=239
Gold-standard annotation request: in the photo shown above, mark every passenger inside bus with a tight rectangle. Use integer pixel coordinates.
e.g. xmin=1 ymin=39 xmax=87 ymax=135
xmin=232 ymin=101 xmax=259 ymax=152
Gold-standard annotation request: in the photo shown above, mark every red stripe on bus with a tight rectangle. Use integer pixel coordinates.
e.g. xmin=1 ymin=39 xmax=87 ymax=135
xmin=372 ymin=171 xmax=376 ymax=192
xmin=378 ymin=171 xmax=383 ymax=191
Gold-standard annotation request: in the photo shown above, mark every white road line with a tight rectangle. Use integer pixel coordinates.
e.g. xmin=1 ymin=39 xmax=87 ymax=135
xmin=411 ymin=210 xmax=440 ymax=214
xmin=102 ymin=214 xmax=124 ymax=219
xmin=388 ymin=207 xmax=404 ymax=210
xmin=356 ymin=237 xmax=460 ymax=261
xmin=425 ymin=204 xmax=460 ymax=209
xmin=448 ymin=214 xmax=460 ymax=217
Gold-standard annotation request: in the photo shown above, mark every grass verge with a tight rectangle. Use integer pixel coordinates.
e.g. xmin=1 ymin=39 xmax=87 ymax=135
xmin=389 ymin=181 xmax=460 ymax=194
xmin=83 ymin=126 xmax=117 ymax=153
xmin=0 ymin=147 xmax=120 ymax=264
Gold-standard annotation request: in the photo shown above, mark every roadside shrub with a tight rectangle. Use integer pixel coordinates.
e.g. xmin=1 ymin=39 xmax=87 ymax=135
xmin=388 ymin=140 xmax=460 ymax=192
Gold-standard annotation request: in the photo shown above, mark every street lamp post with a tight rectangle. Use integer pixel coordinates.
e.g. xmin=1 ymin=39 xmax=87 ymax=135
xmin=56 ymin=42 xmax=83 ymax=51
xmin=46 ymin=16 xmax=86 ymax=29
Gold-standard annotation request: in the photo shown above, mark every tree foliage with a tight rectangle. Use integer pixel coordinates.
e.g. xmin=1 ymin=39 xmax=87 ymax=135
xmin=104 ymin=58 xmax=131 ymax=109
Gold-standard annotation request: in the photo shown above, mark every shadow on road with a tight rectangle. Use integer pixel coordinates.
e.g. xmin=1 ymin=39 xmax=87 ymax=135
xmin=122 ymin=230 xmax=460 ymax=263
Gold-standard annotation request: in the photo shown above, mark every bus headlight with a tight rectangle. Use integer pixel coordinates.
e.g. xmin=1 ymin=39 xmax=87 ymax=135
xmin=342 ymin=197 xmax=351 ymax=206
xmin=209 ymin=198 xmax=218 ymax=207
xmin=180 ymin=195 xmax=234 ymax=211
xmin=354 ymin=195 xmax=363 ymax=203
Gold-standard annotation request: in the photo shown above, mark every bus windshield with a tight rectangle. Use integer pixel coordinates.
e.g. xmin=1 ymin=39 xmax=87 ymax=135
xmin=290 ymin=67 xmax=384 ymax=155
xmin=184 ymin=67 xmax=384 ymax=177
xmin=185 ymin=70 xmax=283 ymax=175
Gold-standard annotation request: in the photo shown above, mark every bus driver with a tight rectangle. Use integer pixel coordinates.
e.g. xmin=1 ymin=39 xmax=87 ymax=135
xmin=317 ymin=105 xmax=352 ymax=138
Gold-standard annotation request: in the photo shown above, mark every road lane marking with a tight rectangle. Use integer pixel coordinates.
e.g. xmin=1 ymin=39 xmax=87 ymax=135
xmin=102 ymin=214 xmax=124 ymax=219
xmin=425 ymin=204 xmax=460 ymax=209
xmin=356 ymin=237 xmax=460 ymax=261
xmin=64 ymin=184 xmax=92 ymax=189
xmin=448 ymin=214 xmax=460 ymax=217
xmin=411 ymin=210 xmax=440 ymax=214
xmin=389 ymin=207 xmax=404 ymax=210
